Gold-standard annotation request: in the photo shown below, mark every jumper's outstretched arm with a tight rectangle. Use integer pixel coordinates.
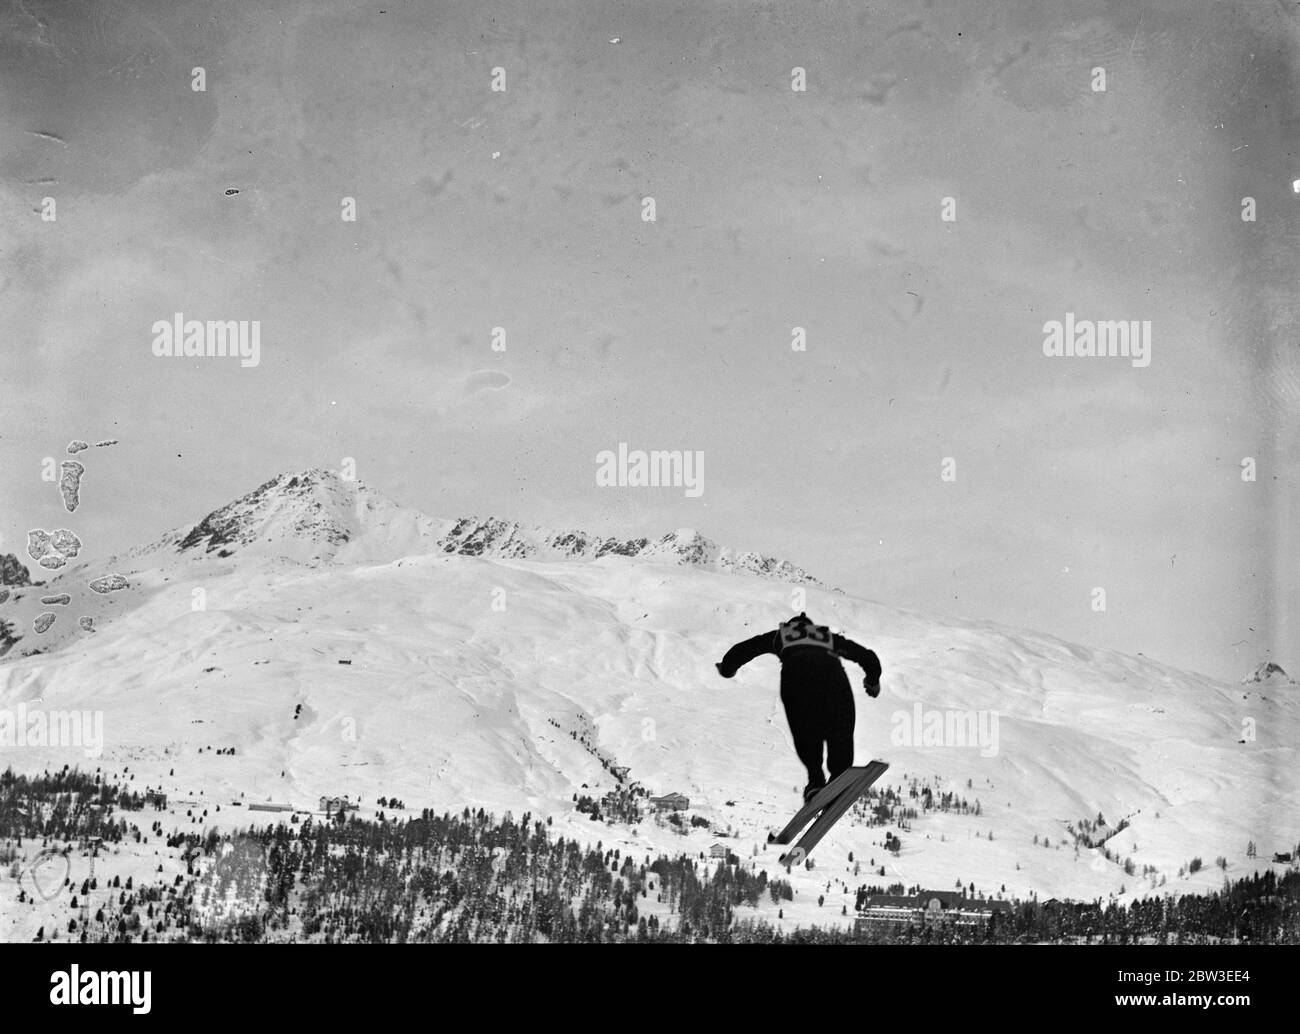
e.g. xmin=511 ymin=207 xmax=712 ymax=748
xmin=833 ymin=635 xmax=883 ymax=692
xmin=715 ymin=631 xmax=778 ymax=678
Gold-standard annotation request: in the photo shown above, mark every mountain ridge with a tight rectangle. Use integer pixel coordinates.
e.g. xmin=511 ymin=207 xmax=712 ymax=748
xmin=131 ymin=467 xmax=830 ymax=585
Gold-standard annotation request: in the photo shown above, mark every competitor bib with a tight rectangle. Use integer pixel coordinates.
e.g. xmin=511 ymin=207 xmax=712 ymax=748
xmin=778 ymin=618 xmax=834 ymax=651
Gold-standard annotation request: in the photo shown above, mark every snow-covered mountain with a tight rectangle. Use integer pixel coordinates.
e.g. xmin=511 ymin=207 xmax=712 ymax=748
xmin=0 ymin=468 xmax=1296 ymax=933
xmin=435 ymin=516 xmax=825 ymax=584
xmin=171 ymin=469 xmax=453 ymax=565
xmin=0 ymin=470 xmax=823 ymax=660
xmin=84 ymin=468 xmax=825 ymax=583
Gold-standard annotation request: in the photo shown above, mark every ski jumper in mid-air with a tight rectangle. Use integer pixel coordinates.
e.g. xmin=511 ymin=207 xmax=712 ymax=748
xmin=716 ymin=613 xmax=882 ymax=804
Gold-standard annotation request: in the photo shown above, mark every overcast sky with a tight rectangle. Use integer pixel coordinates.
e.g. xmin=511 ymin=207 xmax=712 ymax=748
xmin=1 ymin=0 xmax=1297 ymax=680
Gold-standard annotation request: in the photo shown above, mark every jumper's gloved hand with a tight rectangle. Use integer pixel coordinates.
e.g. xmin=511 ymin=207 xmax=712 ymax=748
xmin=864 ymin=679 xmax=880 ymax=697
xmin=716 ymin=662 xmax=735 ymax=678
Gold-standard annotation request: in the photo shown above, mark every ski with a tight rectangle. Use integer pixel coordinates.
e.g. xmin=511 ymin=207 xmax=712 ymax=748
xmin=767 ymin=766 xmax=864 ymax=846
xmin=778 ymin=759 xmax=889 ymax=866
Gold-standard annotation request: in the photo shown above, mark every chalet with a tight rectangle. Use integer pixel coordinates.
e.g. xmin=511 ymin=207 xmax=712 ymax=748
xmin=144 ymin=790 xmax=167 ymax=810
xmin=650 ymin=792 xmax=689 ymax=811
xmin=856 ymin=890 xmax=1012 ymax=932
xmin=1273 ymin=852 xmax=1293 ymax=864
xmin=709 ymin=842 xmax=729 ymax=859
xmin=319 ymin=795 xmax=356 ymax=816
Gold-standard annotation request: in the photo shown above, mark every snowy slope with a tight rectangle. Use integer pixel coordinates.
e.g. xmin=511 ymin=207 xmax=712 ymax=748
xmin=0 ymin=469 xmax=1296 ymax=931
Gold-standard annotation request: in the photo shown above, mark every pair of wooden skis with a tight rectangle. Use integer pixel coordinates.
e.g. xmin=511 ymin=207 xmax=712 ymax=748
xmin=767 ymin=760 xmax=890 ymax=867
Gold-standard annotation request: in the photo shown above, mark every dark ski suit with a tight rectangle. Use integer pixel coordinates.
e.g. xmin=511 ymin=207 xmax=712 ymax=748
xmin=716 ymin=617 xmax=882 ymax=794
